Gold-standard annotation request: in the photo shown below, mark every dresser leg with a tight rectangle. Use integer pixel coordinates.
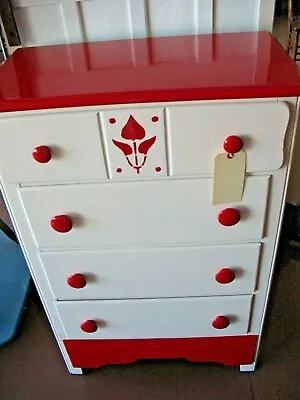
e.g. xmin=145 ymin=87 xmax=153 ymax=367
xmin=239 ymin=362 xmax=256 ymax=372
xmin=66 ymin=365 xmax=83 ymax=375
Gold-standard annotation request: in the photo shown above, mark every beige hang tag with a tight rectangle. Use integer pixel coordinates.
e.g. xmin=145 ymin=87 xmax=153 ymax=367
xmin=213 ymin=150 xmax=246 ymax=205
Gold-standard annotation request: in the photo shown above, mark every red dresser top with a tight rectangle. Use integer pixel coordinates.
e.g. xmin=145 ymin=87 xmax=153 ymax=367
xmin=0 ymin=31 xmax=300 ymax=112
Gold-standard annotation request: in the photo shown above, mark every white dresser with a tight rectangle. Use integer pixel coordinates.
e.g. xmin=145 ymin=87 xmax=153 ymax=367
xmin=0 ymin=32 xmax=299 ymax=374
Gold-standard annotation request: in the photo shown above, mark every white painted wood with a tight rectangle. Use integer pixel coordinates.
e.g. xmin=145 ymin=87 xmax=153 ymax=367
xmin=40 ymin=243 xmax=261 ymax=300
xmin=258 ymin=0 xmax=276 ymax=32
xmin=0 ymin=97 xmax=297 ymax=374
xmin=167 ymin=101 xmax=289 ymax=176
xmin=0 ymin=179 xmax=83 ymax=375
xmin=239 ymin=362 xmax=256 ymax=372
xmin=55 ymin=295 xmax=253 ymax=339
xmin=99 ymin=108 xmax=167 ymax=178
xmin=0 ymin=100 xmax=287 ymax=185
xmin=250 ymin=99 xmax=300 ymax=369
xmin=214 ymin=0 xmax=259 ymax=33
xmin=78 ymin=0 xmax=135 ymax=42
xmin=146 ymin=0 xmax=207 ymax=37
xmin=19 ymin=175 xmax=269 ymax=249
xmin=10 ymin=0 xmax=274 ymax=47
xmin=0 ymin=110 xmax=107 ymax=183
xmin=13 ymin=2 xmax=68 ymax=47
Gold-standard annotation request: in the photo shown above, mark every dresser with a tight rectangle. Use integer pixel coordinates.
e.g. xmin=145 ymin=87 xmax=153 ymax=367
xmin=0 ymin=32 xmax=300 ymax=375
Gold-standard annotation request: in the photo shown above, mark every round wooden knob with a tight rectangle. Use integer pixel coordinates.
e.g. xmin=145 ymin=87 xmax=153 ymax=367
xmin=80 ymin=320 xmax=98 ymax=333
xmin=215 ymin=268 xmax=235 ymax=284
xmin=32 ymin=145 xmax=51 ymax=163
xmin=218 ymin=208 xmax=240 ymax=226
xmin=67 ymin=274 xmax=86 ymax=289
xmin=223 ymin=135 xmax=243 ymax=154
xmin=50 ymin=215 xmax=72 ymax=233
xmin=212 ymin=316 xmax=230 ymax=329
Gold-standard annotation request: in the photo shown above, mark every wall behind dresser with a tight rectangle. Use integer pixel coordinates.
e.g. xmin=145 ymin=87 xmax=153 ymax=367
xmin=11 ymin=0 xmax=276 ymax=47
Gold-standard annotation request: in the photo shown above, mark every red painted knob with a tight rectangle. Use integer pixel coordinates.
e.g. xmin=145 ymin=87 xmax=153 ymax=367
xmin=215 ymin=268 xmax=235 ymax=284
xmin=50 ymin=215 xmax=72 ymax=233
xmin=212 ymin=316 xmax=230 ymax=329
xmin=67 ymin=274 xmax=86 ymax=289
xmin=80 ymin=320 xmax=98 ymax=333
xmin=218 ymin=208 xmax=240 ymax=226
xmin=223 ymin=135 xmax=243 ymax=154
xmin=32 ymin=145 xmax=51 ymax=163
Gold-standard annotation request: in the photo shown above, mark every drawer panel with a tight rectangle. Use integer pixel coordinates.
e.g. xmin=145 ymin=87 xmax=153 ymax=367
xmin=56 ymin=295 xmax=253 ymax=339
xmin=0 ymin=101 xmax=289 ymax=185
xmin=19 ymin=176 xmax=269 ymax=249
xmin=41 ymin=243 xmax=261 ymax=300
xmin=167 ymin=101 xmax=289 ymax=175
xmin=0 ymin=110 xmax=107 ymax=183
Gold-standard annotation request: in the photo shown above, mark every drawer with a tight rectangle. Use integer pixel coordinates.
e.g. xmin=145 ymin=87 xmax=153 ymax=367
xmin=167 ymin=101 xmax=289 ymax=175
xmin=0 ymin=110 xmax=107 ymax=183
xmin=41 ymin=243 xmax=261 ymax=300
xmin=0 ymin=101 xmax=289 ymax=185
xmin=56 ymin=295 xmax=253 ymax=339
xmin=19 ymin=176 xmax=269 ymax=249
xmin=99 ymin=101 xmax=289 ymax=179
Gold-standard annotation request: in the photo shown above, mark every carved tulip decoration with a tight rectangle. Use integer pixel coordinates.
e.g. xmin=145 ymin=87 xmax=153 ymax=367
xmin=112 ymin=115 xmax=156 ymax=174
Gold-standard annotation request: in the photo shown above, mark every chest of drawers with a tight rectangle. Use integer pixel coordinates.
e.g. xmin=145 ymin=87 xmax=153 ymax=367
xmin=0 ymin=32 xmax=300 ymax=374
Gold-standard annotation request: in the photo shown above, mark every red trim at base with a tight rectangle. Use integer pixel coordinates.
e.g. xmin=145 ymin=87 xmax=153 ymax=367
xmin=64 ymin=335 xmax=258 ymax=369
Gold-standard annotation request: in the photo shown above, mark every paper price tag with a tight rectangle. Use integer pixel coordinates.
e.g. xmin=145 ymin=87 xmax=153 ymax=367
xmin=213 ymin=150 xmax=246 ymax=205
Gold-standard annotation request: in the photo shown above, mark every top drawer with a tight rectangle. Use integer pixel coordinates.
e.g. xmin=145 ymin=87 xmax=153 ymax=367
xmin=0 ymin=110 xmax=108 ymax=184
xmin=0 ymin=101 xmax=289 ymax=184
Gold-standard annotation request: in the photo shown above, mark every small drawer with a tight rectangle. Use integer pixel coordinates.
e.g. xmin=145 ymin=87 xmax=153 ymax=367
xmin=0 ymin=110 xmax=107 ymax=184
xmin=19 ymin=175 xmax=269 ymax=249
xmin=55 ymin=295 xmax=253 ymax=339
xmin=41 ymin=243 xmax=261 ymax=300
xmin=167 ymin=100 xmax=289 ymax=175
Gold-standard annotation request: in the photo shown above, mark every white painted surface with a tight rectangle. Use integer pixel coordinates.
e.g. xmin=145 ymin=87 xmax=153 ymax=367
xmin=10 ymin=0 xmax=274 ymax=48
xmin=99 ymin=108 xmax=168 ymax=178
xmin=0 ymin=97 xmax=296 ymax=374
xmin=0 ymin=101 xmax=288 ymax=184
xmin=240 ymin=362 xmax=256 ymax=372
xmin=0 ymin=110 xmax=107 ymax=183
xmin=19 ymin=175 xmax=269 ymax=249
xmin=167 ymin=101 xmax=289 ymax=175
xmin=56 ymin=295 xmax=253 ymax=339
xmin=40 ymin=243 xmax=261 ymax=300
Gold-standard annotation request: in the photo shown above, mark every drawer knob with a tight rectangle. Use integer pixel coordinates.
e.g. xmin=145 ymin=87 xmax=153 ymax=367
xmin=67 ymin=274 xmax=86 ymax=289
xmin=215 ymin=268 xmax=235 ymax=284
xmin=32 ymin=145 xmax=51 ymax=163
xmin=223 ymin=135 xmax=243 ymax=154
xmin=51 ymin=215 xmax=72 ymax=233
xmin=80 ymin=320 xmax=98 ymax=333
xmin=212 ymin=315 xmax=230 ymax=329
xmin=218 ymin=208 xmax=240 ymax=226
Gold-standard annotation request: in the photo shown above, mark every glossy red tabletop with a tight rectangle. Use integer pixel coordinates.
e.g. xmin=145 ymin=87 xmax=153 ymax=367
xmin=1 ymin=31 xmax=300 ymax=112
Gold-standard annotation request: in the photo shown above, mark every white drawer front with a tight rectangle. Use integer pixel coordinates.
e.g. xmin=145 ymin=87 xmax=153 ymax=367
xmin=41 ymin=243 xmax=261 ymax=300
xmin=0 ymin=111 xmax=107 ymax=183
xmin=168 ymin=101 xmax=289 ymax=175
xmin=56 ymin=295 xmax=253 ymax=339
xmin=19 ymin=176 xmax=269 ymax=249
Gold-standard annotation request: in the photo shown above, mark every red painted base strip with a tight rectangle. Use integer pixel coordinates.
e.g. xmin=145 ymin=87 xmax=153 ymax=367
xmin=64 ymin=335 xmax=258 ymax=369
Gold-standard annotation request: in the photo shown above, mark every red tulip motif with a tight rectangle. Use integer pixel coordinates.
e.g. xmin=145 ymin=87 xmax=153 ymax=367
xmin=112 ymin=115 xmax=156 ymax=174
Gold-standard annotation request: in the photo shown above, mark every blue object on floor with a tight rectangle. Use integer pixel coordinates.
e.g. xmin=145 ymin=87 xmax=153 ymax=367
xmin=0 ymin=228 xmax=31 ymax=346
